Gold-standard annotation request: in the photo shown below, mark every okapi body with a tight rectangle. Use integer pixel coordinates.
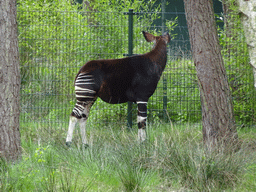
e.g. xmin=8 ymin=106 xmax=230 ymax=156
xmin=66 ymin=31 xmax=170 ymax=147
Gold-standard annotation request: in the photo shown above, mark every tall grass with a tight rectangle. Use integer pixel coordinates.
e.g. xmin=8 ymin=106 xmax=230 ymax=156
xmin=1 ymin=122 xmax=256 ymax=191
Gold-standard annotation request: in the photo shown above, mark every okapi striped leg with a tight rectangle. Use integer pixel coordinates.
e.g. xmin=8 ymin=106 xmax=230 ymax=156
xmin=66 ymin=116 xmax=78 ymax=147
xmin=137 ymin=101 xmax=147 ymax=142
xmin=79 ymin=118 xmax=89 ymax=148
xmin=66 ymin=100 xmax=96 ymax=148
xmin=66 ymin=72 xmax=97 ymax=148
xmin=78 ymin=100 xmax=95 ymax=148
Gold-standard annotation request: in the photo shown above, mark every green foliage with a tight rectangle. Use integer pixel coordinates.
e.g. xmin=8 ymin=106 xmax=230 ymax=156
xmin=217 ymin=2 xmax=256 ymax=125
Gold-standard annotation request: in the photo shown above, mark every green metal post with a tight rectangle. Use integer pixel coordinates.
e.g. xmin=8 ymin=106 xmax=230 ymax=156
xmin=163 ymin=76 xmax=167 ymax=121
xmin=161 ymin=0 xmax=166 ymax=34
xmin=162 ymin=0 xmax=168 ymax=121
xmin=127 ymin=9 xmax=133 ymax=129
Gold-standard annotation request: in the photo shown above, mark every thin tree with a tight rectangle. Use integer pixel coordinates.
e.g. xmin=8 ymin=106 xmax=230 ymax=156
xmin=0 ymin=0 xmax=21 ymax=161
xmin=183 ymin=0 xmax=238 ymax=150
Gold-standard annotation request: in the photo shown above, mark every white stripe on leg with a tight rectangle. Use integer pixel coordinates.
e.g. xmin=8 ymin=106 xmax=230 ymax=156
xmin=137 ymin=116 xmax=147 ymax=123
xmin=66 ymin=116 xmax=78 ymax=144
xmin=136 ymin=101 xmax=147 ymax=104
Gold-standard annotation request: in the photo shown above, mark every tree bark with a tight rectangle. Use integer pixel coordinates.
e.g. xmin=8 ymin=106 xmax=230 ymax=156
xmin=184 ymin=0 xmax=238 ymax=150
xmin=0 ymin=0 xmax=21 ymax=161
xmin=237 ymin=0 xmax=256 ymax=88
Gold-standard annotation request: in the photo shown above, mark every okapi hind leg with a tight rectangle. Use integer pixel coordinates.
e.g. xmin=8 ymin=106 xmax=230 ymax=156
xmin=137 ymin=101 xmax=147 ymax=142
xmin=79 ymin=118 xmax=89 ymax=149
xmin=66 ymin=71 xmax=98 ymax=148
xmin=78 ymin=99 xmax=96 ymax=148
xmin=66 ymin=99 xmax=96 ymax=148
xmin=66 ymin=116 xmax=78 ymax=147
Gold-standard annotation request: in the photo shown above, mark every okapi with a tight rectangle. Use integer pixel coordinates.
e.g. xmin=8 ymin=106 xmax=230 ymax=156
xmin=66 ymin=31 xmax=170 ymax=147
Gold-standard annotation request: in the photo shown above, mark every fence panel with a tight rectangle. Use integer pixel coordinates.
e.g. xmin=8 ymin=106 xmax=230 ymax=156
xmin=18 ymin=10 xmax=256 ymax=131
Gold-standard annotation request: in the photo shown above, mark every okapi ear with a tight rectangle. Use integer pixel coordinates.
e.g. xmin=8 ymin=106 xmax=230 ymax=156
xmin=163 ymin=32 xmax=171 ymax=44
xmin=142 ymin=31 xmax=156 ymax=42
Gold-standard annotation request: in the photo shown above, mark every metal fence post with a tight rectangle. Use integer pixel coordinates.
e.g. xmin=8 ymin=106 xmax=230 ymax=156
xmin=127 ymin=9 xmax=134 ymax=129
xmin=162 ymin=0 xmax=168 ymax=121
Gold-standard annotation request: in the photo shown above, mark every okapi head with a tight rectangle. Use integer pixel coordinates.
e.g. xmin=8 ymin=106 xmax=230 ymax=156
xmin=142 ymin=31 xmax=170 ymax=47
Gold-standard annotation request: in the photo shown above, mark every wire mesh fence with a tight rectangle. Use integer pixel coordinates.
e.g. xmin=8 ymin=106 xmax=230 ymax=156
xmin=18 ymin=10 xmax=256 ymax=130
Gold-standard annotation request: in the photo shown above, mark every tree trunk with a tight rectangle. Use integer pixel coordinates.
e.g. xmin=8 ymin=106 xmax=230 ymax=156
xmin=237 ymin=0 xmax=256 ymax=88
xmin=184 ymin=0 xmax=238 ymax=150
xmin=0 ymin=0 xmax=21 ymax=161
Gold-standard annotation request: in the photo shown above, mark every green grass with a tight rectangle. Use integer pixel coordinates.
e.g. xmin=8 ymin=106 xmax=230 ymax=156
xmin=1 ymin=122 xmax=256 ymax=191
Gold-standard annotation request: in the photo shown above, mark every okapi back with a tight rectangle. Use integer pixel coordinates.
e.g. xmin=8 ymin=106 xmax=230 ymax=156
xmin=74 ymin=32 xmax=169 ymax=104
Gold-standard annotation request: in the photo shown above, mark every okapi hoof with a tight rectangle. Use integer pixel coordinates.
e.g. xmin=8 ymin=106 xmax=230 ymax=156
xmin=83 ymin=143 xmax=89 ymax=149
xmin=66 ymin=141 xmax=72 ymax=147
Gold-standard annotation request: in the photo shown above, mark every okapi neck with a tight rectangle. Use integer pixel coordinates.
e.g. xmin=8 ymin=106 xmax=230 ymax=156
xmin=149 ymin=41 xmax=167 ymax=68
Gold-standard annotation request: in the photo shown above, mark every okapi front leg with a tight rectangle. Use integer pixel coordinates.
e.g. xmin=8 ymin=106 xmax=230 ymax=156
xmin=137 ymin=101 xmax=147 ymax=142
